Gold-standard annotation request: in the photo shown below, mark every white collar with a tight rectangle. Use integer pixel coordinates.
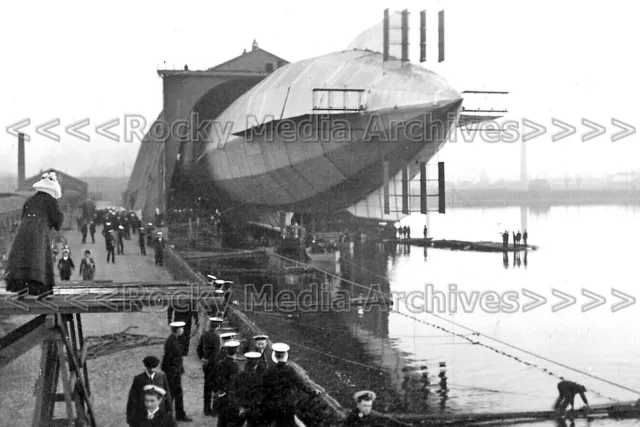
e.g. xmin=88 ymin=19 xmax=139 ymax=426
xmin=147 ymin=372 xmax=155 ymax=380
xmin=147 ymin=407 xmax=159 ymax=419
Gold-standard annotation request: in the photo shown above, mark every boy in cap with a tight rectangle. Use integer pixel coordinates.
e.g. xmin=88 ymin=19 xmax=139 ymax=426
xmin=167 ymin=304 xmax=199 ymax=357
xmin=140 ymin=385 xmax=176 ymax=427
xmin=214 ymin=340 xmax=240 ymax=426
xmin=262 ymin=343 xmax=319 ymax=425
xmin=161 ymin=322 xmax=192 ymax=422
xmin=57 ymin=248 xmax=75 ymax=281
xmin=78 ymin=249 xmax=96 ymax=281
xmin=197 ymin=317 xmax=223 ymax=416
xmin=231 ymin=352 xmax=265 ymax=426
xmin=146 ymin=222 xmax=155 ymax=247
xmin=126 ymin=355 xmax=173 ymax=426
xmin=153 ymin=231 xmax=165 ymax=266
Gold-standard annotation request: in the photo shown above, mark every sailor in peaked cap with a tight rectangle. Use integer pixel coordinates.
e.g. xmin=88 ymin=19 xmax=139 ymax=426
xmin=161 ymin=321 xmax=192 ymax=421
xmin=141 ymin=385 xmax=175 ymax=424
xmin=197 ymin=316 xmax=224 ymax=416
xmin=261 ymin=342 xmax=319 ymax=424
xmin=271 ymin=342 xmax=290 ymax=363
xmin=214 ymin=341 xmax=240 ymax=425
xmin=345 ymin=390 xmax=378 ymax=424
xmin=252 ymin=335 xmax=270 ymax=374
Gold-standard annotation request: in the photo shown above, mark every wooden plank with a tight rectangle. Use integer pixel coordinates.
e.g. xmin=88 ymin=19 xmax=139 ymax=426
xmin=0 ymin=295 xmax=224 ymax=315
xmin=56 ymin=341 xmax=76 ymax=426
xmin=0 ymin=318 xmax=58 ymax=369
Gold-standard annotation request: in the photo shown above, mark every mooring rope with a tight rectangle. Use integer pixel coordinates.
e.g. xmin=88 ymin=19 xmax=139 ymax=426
xmin=269 ymin=252 xmax=631 ymax=401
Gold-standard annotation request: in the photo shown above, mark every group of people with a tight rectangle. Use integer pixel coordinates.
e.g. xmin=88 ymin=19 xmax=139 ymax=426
xmin=127 ymin=313 xmax=385 ymax=427
xmin=99 ymin=209 xmax=166 ymax=266
xmin=501 ymin=229 xmax=528 ymax=249
xmin=396 ymin=225 xmax=411 ymax=239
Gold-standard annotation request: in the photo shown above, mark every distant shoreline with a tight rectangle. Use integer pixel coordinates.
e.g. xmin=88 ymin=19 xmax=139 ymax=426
xmin=447 ymin=189 xmax=640 ymax=208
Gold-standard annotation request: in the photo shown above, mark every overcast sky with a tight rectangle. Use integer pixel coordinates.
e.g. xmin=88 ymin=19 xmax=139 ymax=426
xmin=0 ymin=0 xmax=638 ymax=182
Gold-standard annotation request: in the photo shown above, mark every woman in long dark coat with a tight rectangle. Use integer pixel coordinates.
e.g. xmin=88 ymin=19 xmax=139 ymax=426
xmin=5 ymin=171 xmax=64 ymax=297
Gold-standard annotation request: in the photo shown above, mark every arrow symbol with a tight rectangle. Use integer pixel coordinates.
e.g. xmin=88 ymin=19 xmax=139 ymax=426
xmin=581 ymin=289 xmax=606 ymax=312
xmin=4 ymin=291 xmax=29 ymax=312
xmin=551 ymin=119 xmax=576 ymax=142
xmin=611 ymin=118 xmax=636 ymax=142
xmin=5 ymin=118 xmax=31 ymax=140
xmin=34 ymin=294 xmax=59 ymax=311
xmin=611 ymin=288 xmax=635 ymax=312
xmin=581 ymin=118 xmax=605 ymax=142
xmin=95 ymin=118 xmax=120 ymax=142
xmin=35 ymin=118 xmax=61 ymax=142
xmin=522 ymin=119 xmax=547 ymax=142
xmin=94 ymin=289 xmax=120 ymax=310
xmin=65 ymin=118 xmax=90 ymax=142
xmin=64 ymin=291 xmax=90 ymax=311
xmin=551 ymin=289 xmax=576 ymax=312
xmin=522 ymin=289 xmax=547 ymax=312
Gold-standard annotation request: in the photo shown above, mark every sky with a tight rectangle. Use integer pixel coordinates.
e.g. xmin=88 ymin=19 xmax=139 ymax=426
xmin=0 ymin=0 xmax=638 ymax=182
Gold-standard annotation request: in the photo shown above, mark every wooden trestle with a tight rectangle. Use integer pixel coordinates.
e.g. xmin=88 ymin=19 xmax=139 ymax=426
xmin=0 ymin=281 xmax=225 ymax=426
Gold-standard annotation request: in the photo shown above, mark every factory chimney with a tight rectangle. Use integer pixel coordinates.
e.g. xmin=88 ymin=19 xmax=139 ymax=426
xmin=18 ymin=132 xmax=25 ymax=190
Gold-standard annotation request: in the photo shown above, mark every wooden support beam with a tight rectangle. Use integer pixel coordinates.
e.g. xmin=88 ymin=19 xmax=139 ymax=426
xmin=56 ymin=339 xmax=76 ymax=425
xmin=0 ymin=315 xmax=57 ymax=369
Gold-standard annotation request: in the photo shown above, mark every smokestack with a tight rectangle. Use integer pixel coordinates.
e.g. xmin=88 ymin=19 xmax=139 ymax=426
xmin=18 ymin=132 xmax=25 ymax=190
xmin=420 ymin=10 xmax=426 ymax=63
xmin=401 ymin=10 xmax=409 ymax=62
xmin=438 ymin=10 xmax=445 ymax=62
xmin=383 ymin=9 xmax=390 ymax=61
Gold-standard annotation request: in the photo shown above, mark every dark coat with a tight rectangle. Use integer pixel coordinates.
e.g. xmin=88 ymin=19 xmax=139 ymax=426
xmin=126 ymin=371 xmax=173 ymax=426
xmin=136 ymin=408 xmax=176 ymax=427
xmin=57 ymin=257 xmax=75 ymax=279
xmin=161 ymin=335 xmax=183 ymax=377
xmin=79 ymin=257 xmax=95 ymax=280
xmin=261 ymin=362 xmax=310 ymax=416
xmin=230 ymin=368 xmax=264 ymax=412
xmin=153 ymin=238 xmax=165 ymax=252
xmin=5 ymin=191 xmax=63 ymax=292
xmin=254 ymin=348 xmax=270 ymax=375
xmin=197 ymin=330 xmax=221 ymax=362
xmin=214 ymin=356 xmax=239 ymax=393
xmin=344 ymin=409 xmax=387 ymax=426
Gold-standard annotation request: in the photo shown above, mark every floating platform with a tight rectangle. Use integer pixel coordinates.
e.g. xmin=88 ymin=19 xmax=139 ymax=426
xmin=392 ymin=401 xmax=639 ymax=425
xmin=431 ymin=239 xmax=537 ymax=252
xmin=381 ymin=237 xmax=433 ymax=246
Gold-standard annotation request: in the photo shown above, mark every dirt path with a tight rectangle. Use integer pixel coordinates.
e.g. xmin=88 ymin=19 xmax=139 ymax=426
xmin=0 ymin=229 xmax=214 ymax=426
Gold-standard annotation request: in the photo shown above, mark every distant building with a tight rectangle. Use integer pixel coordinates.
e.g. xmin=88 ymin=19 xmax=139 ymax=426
xmin=527 ymin=179 xmax=551 ymax=192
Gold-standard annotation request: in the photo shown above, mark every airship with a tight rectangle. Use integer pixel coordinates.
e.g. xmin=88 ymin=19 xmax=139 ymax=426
xmin=193 ymin=11 xmax=471 ymax=229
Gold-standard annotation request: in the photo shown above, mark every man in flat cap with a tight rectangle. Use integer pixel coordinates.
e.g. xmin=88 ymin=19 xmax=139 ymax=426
xmin=262 ymin=343 xmax=319 ymax=426
xmin=197 ymin=317 xmax=223 ymax=416
xmin=252 ymin=335 xmax=270 ymax=375
xmin=138 ymin=226 xmax=147 ymax=255
xmin=140 ymin=385 xmax=176 ymax=427
xmin=214 ymin=340 xmax=241 ymax=426
xmin=161 ymin=322 xmax=192 ymax=422
xmin=126 ymin=355 xmax=173 ymax=426
xmin=231 ymin=352 xmax=265 ymax=427
xmin=344 ymin=390 xmax=385 ymax=426
xmin=153 ymin=231 xmax=165 ymax=266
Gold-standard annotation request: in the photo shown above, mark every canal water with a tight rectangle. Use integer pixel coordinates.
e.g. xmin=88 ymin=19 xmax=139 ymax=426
xmin=189 ymin=205 xmax=640 ymax=426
